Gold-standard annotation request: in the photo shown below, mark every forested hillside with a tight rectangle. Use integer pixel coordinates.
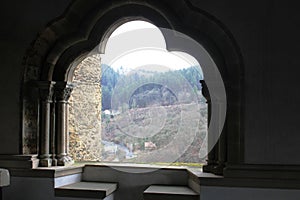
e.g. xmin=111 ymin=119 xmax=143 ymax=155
xmin=100 ymin=65 xmax=207 ymax=164
xmin=101 ymin=65 xmax=204 ymax=111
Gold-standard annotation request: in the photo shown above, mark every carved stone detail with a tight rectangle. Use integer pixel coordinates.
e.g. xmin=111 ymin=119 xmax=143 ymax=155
xmin=54 ymin=82 xmax=74 ymax=102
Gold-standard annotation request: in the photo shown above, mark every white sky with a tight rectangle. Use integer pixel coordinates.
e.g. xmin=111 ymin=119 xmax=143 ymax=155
xmin=102 ymin=21 xmax=200 ymax=73
xmin=111 ymin=21 xmax=157 ymax=37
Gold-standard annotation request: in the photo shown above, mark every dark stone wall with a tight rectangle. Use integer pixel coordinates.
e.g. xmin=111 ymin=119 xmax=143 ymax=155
xmin=181 ymin=0 xmax=300 ymax=165
xmin=0 ymin=0 xmax=71 ymax=154
xmin=190 ymin=0 xmax=300 ymax=165
xmin=0 ymin=0 xmax=299 ymax=165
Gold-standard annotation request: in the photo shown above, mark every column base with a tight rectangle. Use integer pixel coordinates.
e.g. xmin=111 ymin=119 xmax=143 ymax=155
xmin=203 ymin=164 xmax=216 ymax=172
xmin=202 ymin=161 xmax=225 ymax=175
xmin=39 ymin=158 xmax=52 ymax=167
xmin=212 ymin=164 xmax=225 ymax=175
xmin=52 ymin=158 xmax=58 ymax=166
xmin=57 ymin=155 xmax=74 ymax=166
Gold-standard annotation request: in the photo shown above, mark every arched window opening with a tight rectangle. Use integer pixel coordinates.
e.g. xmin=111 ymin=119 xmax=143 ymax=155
xmin=21 ymin=1 xmax=242 ymax=173
xmin=68 ymin=20 xmax=208 ymax=166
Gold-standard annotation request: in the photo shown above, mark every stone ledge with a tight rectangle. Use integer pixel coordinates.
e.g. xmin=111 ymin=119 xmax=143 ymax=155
xmin=187 ymin=167 xmax=222 ymax=184
xmin=6 ymin=162 xmax=300 ymax=190
xmin=199 ymin=177 xmax=300 ymax=189
xmin=84 ymin=162 xmax=193 ymax=172
xmin=143 ymin=185 xmax=199 ymax=200
xmin=187 ymin=165 xmax=300 ymax=189
xmin=55 ymin=181 xmax=117 ymax=199
xmin=0 ymin=155 xmax=39 ymax=169
xmin=224 ymin=164 xmax=300 ymax=180
xmin=7 ymin=165 xmax=84 ymax=178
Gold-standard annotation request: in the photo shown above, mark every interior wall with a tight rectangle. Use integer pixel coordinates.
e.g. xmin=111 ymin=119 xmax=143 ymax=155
xmin=189 ymin=0 xmax=300 ymax=165
xmin=0 ymin=0 xmax=299 ymax=165
xmin=0 ymin=0 xmax=71 ymax=154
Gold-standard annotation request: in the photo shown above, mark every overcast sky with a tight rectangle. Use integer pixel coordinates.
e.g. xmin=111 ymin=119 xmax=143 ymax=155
xmin=101 ymin=20 xmax=200 ymax=73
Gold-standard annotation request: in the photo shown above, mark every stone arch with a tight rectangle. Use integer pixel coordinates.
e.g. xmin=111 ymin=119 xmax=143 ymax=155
xmin=22 ymin=0 xmax=244 ymax=173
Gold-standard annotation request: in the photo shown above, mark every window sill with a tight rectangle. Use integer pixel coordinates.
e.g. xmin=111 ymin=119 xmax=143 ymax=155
xmin=5 ymin=160 xmax=300 ymax=190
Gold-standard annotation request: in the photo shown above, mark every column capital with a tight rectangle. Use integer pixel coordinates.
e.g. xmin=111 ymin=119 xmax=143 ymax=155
xmin=36 ymin=81 xmax=56 ymax=102
xmin=54 ymin=82 xmax=74 ymax=102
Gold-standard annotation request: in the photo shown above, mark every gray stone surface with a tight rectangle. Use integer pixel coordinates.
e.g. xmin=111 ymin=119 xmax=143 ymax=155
xmin=144 ymin=185 xmax=198 ymax=195
xmin=55 ymin=181 xmax=117 ymax=199
xmin=54 ymin=173 xmax=82 ymax=188
xmin=83 ymin=165 xmax=189 ymax=200
xmin=143 ymin=185 xmax=199 ymax=200
xmin=58 ymin=182 xmax=116 ymax=194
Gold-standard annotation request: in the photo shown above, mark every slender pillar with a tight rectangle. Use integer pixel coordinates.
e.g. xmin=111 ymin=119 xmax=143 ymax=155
xmin=50 ymin=102 xmax=57 ymax=166
xmin=200 ymin=80 xmax=218 ymax=173
xmin=54 ymin=82 xmax=74 ymax=166
xmin=211 ymin=90 xmax=227 ymax=174
xmin=37 ymin=81 xmax=55 ymax=167
xmin=210 ymin=101 xmax=225 ymax=175
xmin=217 ymin=126 xmax=226 ymax=172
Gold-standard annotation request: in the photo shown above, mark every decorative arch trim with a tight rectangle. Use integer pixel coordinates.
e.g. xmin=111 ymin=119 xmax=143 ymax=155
xmin=22 ymin=0 xmax=244 ymax=173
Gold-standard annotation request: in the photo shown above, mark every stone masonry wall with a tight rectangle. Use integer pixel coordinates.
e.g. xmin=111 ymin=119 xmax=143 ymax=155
xmin=69 ymin=54 xmax=102 ymax=161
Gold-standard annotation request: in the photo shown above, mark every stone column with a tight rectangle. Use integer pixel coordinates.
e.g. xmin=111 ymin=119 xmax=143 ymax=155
xmin=200 ymin=80 xmax=218 ymax=173
xmin=217 ymin=123 xmax=226 ymax=173
xmin=54 ymin=82 xmax=74 ymax=166
xmin=50 ymin=102 xmax=57 ymax=166
xmin=211 ymin=101 xmax=225 ymax=175
xmin=37 ymin=81 xmax=55 ymax=167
